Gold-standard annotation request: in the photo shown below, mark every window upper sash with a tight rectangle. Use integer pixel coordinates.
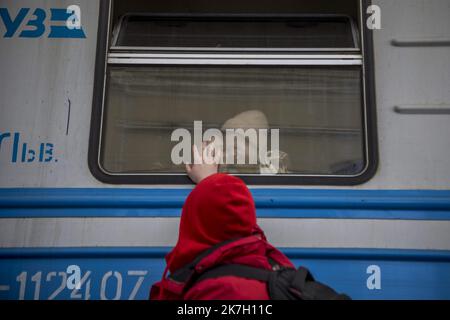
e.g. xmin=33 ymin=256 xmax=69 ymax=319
xmin=111 ymin=14 xmax=360 ymax=52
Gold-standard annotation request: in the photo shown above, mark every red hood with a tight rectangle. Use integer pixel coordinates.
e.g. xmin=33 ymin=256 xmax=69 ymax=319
xmin=166 ymin=173 xmax=264 ymax=273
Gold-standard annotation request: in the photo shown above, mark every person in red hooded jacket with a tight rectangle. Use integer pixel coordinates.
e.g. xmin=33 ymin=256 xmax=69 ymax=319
xmin=150 ymin=144 xmax=294 ymax=300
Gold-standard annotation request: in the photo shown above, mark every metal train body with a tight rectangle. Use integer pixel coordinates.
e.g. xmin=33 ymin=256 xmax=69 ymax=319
xmin=0 ymin=0 xmax=450 ymax=300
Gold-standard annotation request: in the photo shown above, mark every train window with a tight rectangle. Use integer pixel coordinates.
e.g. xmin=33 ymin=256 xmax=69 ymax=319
xmin=89 ymin=1 xmax=377 ymax=185
xmin=113 ymin=15 xmax=358 ymax=50
xmin=102 ymin=65 xmax=363 ymax=176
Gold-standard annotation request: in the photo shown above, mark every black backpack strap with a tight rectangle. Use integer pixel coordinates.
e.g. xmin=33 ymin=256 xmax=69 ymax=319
xmin=195 ymin=264 xmax=272 ymax=284
xmin=169 ymin=237 xmax=245 ymax=283
xmin=193 ymin=264 xmax=351 ymax=300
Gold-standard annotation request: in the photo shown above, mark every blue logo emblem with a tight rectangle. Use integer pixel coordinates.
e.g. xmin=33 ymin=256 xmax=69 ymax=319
xmin=0 ymin=6 xmax=86 ymax=39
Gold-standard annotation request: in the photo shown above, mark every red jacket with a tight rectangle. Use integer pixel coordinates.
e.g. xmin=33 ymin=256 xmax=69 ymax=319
xmin=150 ymin=173 xmax=294 ymax=300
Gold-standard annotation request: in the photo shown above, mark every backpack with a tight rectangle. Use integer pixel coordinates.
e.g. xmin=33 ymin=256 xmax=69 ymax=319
xmin=168 ymin=237 xmax=351 ymax=300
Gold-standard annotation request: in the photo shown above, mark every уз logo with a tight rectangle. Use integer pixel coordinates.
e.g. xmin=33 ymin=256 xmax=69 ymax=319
xmin=0 ymin=5 xmax=86 ymax=39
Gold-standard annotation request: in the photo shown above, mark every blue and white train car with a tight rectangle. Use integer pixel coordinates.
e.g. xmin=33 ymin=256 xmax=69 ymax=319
xmin=1 ymin=0 xmax=450 ymax=300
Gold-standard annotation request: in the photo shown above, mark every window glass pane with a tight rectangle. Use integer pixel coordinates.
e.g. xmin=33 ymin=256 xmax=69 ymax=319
xmin=101 ymin=66 xmax=364 ymax=176
xmin=116 ymin=16 xmax=356 ymax=49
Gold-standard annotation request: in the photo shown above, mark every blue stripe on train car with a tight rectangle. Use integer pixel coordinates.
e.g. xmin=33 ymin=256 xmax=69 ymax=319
xmin=0 ymin=247 xmax=449 ymax=300
xmin=1 ymin=188 xmax=450 ymax=220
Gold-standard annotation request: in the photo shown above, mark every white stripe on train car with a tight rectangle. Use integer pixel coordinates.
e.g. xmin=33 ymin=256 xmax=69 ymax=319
xmin=1 ymin=218 xmax=450 ymax=250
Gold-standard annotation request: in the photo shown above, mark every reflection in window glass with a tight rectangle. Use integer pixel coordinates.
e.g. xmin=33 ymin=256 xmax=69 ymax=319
xmin=101 ymin=66 xmax=364 ymax=175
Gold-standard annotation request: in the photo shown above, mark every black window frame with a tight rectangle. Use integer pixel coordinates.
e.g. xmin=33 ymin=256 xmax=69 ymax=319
xmin=88 ymin=0 xmax=378 ymax=185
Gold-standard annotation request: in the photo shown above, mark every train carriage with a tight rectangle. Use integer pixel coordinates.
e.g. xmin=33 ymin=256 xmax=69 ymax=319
xmin=0 ymin=0 xmax=450 ymax=300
